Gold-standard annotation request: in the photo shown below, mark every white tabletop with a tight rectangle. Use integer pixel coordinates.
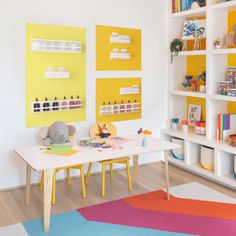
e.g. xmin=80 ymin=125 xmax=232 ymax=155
xmin=14 ymin=136 xmax=180 ymax=171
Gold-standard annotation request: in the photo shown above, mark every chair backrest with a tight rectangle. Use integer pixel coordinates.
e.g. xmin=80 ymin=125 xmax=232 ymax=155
xmin=89 ymin=123 xmax=117 ymax=138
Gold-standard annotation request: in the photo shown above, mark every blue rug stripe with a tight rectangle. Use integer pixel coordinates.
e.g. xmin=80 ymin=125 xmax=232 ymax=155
xmin=23 ymin=211 xmax=190 ymax=236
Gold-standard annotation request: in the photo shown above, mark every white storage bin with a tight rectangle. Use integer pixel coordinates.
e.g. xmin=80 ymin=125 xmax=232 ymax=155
xmin=171 ymin=137 xmax=184 ymax=160
xmin=200 ymin=145 xmax=214 ymax=170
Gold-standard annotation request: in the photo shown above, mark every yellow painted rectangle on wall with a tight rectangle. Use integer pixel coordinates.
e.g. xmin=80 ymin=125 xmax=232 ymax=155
xmin=96 ymin=78 xmax=142 ymax=122
xmin=26 ymin=23 xmax=86 ymax=128
xmin=96 ymin=25 xmax=141 ymax=71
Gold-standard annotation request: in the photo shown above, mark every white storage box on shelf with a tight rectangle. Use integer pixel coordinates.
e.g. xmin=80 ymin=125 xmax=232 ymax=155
xmin=200 ymin=145 xmax=214 ymax=170
xmin=171 ymin=137 xmax=185 ymax=160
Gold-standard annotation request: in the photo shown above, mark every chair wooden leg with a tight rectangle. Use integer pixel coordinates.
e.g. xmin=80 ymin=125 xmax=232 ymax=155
xmin=26 ymin=164 xmax=32 ymax=206
xmin=52 ymin=173 xmax=56 ymax=205
xmin=40 ymin=172 xmax=44 ymax=192
xmin=86 ymin=163 xmax=93 ymax=185
xmin=126 ymin=160 xmax=132 ymax=192
xmin=101 ymin=163 xmax=106 ymax=197
xmin=66 ymin=168 xmax=71 ymax=185
xmin=110 ymin=163 xmax=113 ymax=179
xmin=80 ymin=165 xmax=86 ymax=198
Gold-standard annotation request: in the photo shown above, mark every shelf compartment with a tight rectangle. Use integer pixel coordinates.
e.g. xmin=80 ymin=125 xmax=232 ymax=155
xmin=178 ymin=50 xmax=206 ymax=56
xmin=31 ymin=38 xmax=82 ymax=53
xmin=171 ymin=90 xmax=207 ymax=98
xmin=210 ymin=0 xmax=236 ymax=11
xmin=171 ymin=6 xmax=207 ymax=18
xmin=210 ymin=94 xmax=236 ymax=102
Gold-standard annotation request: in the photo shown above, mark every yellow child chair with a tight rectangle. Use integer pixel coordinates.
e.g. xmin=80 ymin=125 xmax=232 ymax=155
xmin=39 ymin=126 xmax=86 ymax=205
xmin=86 ymin=123 xmax=132 ymax=197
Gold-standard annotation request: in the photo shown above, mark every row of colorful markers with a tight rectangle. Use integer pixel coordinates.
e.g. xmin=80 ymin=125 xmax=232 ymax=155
xmin=33 ymin=96 xmax=82 ymax=112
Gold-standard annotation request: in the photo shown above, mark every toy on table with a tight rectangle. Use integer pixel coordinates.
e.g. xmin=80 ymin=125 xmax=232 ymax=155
xmin=39 ymin=121 xmax=76 ymax=146
xmin=99 ymin=123 xmax=111 ymax=138
xmin=171 ymin=118 xmax=179 ymax=130
xmin=182 ymin=119 xmax=188 ymax=133
xmin=137 ymin=128 xmax=152 ymax=147
xmin=79 ymin=138 xmax=112 ymax=149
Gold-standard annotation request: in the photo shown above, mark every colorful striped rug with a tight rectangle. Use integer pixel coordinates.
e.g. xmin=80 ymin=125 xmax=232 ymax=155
xmin=1 ymin=182 xmax=236 ymax=236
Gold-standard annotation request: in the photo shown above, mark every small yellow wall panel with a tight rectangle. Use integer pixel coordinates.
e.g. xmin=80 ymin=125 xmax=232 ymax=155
xmin=26 ymin=23 xmax=86 ymax=128
xmin=96 ymin=25 xmax=141 ymax=71
xmin=96 ymin=78 xmax=142 ymax=122
xmin=186 ymin=55 xmax=206 ymax=120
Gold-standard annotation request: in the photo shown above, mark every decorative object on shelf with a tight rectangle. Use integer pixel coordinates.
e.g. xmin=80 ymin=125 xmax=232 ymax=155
xmin=195 ymin=121 xmax=206 ymax=135
xmin=182 ymin=75 xmax=193 ymax=91
xmin=31 ymin=39 xmax=82 ymax=53
xmin=137 ymin=128 xmax=152 ymax=147
xmin=224 ymin=24 xmax=236 ymax=48
xmin=217 ymin=114 xmax=236 ymax=142
xmin=39 ymin=121 xmax=76 ymax=146
xmin=200 ymin=145 xmax=214 ymax=170
xmin=171 ymin=118 xmax=179 ymax=130
xmin=229 ymin=135 xmax=236 ymax=147
xmin=170 ymin=38 xmax=184 ymax=63
xmin=191 ymin=0 xmax=200 ymax=9
xmin=45 ymin=67 xmax=70 ymax=79
xmin=196 ymin=70 xmax=206 ymax=93
xmin=213 ymin=39 xmax=221 ymax=49
xmin=99 ymin=123 xmax=111 ymax=139
xmin=182 ymin=119 xmax=189 ymax=133
xmin=171 ymin=137 xmax=184 ymax=160
xmin=188 ymin=104 xmax=201 ymax=127
xmin=32 ymin=96 xmax=82 ymax=113
xmin=182 ymin=19 xmax=206 ymax=51
xmin=191 ymin=79 xmax=197 ymax=92
xmin=171 ymin=0 xmax=206 ymax=13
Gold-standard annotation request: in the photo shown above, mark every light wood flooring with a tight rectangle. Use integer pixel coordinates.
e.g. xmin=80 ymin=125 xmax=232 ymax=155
xmin=0 ymin=162 xmax=236 ymax=227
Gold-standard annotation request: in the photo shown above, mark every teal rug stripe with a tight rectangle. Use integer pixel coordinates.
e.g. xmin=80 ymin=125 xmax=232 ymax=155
xmin=23 ymin=210 xmax=189 ymax=236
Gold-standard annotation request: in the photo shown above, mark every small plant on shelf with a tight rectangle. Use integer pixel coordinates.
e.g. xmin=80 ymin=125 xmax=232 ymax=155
xmin=170 ymin=39 xmax=184 ymax=63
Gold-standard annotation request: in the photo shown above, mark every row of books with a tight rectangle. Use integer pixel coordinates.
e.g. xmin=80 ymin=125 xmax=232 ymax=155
xmin=217 ymin=113 xmax=236 ymax=142
xmin=172 ymin=0 xmax=206 ymax=13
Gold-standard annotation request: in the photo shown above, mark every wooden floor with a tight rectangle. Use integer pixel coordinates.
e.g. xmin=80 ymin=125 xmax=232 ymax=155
xmin=0 ymin=162 xmax=236 ymax=227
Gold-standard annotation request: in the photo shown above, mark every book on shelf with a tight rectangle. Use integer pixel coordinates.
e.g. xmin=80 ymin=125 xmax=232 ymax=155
xmin=172 ymin=0 xmax=206 ymax=13
xmin=217 ymin=113 xmax=236 ymax=142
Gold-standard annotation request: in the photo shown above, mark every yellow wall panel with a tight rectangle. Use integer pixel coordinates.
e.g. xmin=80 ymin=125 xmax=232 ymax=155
xmin=96 ymin=78 xmax=142 ymax=122
xmin=96 ymin=25 xmax=141 ymax=71
xmin=26 ymin=23 xmax=86 ymax=128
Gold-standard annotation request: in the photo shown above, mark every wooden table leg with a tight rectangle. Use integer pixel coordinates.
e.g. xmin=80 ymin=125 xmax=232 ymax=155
xmin=44 ymin=169 xmax=54 ymax=232
xmin=133 ymin=155 xmax=139 ymax=182
xmin=25 ymin=164 xmax=32 ymax=206
xmin=164 ymin=151 xmax=170 ymax=200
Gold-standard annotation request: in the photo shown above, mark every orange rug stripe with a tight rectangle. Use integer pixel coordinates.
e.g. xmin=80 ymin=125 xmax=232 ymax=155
xmin=124 ymin=190 xmax=236 ymax=220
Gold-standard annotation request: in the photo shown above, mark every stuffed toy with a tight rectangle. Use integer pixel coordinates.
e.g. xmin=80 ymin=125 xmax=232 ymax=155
xmin=98 ymin=123 xmax=111 ymax=139
xmin=39 ymin=121 xmax=76 ymax=146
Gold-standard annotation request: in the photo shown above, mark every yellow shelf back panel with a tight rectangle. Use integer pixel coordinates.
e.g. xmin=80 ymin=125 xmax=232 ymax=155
xmin=96 ymin=78 xmax=142 ymax=122
xmin=228 ymin=11 xmax=236 ymax=113
xmin=26 ymin=23 xmax=86 ymax=128
xmin=186 ymin=55 xmax=206 ymax=120
xmin=96 ymin=25 xmax=141 ymax=71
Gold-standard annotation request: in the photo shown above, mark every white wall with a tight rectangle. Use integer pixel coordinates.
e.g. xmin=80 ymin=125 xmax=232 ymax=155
xmin=0 ymin=0 xmax=168 ymax=189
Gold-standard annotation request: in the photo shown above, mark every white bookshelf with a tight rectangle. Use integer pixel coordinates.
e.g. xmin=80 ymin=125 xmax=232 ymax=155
xmin=165 ymin=0 xmax=236 ymax=189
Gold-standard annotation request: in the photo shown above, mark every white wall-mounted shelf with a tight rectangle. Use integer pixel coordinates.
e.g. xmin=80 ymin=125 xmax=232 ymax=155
xmin=210 ymin=94 xmax=236 ymax=102
xmin=45 ymin=71 xmax=70 ymax=79
xmin=171 ymin=90 xmax=207 ymax=98
xmin=210 ymin=0 xmax=236 ymax=11
xmin=32 ymin=98 xmax=82 ymax=113
xmin=178 ymin=50 xmax=206 ymax=56
xmin=211 ymin=48 xmax=236 ymax=55
xmin=171 ymin=6 xmax=207 ymax=18
xmin=110 ymin=33 xmax=131 ymax=44
xmin=100 ymin=102 xmax=140 ymax=116
xmin=110 ymin=52 xmax=131 ymax=60
xmin=120 ymin=86 xmax=140 ymax=95
xmin=31 ymin=39 xmax=82 ymax=53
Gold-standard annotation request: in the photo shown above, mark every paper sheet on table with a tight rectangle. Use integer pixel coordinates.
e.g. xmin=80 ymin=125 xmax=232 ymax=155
xmin=45 ymin=145 xmax=79 ymax=156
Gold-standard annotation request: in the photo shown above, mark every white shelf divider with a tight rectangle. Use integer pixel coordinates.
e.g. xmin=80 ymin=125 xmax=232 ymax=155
xmin=171 ymin=90 xmax=207 ymax=98
xmin=178 ymin=50 xmax=206 ymax=56
xmin=210 ymin=94 xmax=236 ymax=102
xmin=211 ymin=48 xmax=236 ymax=55
xmin=210 ymin=0 xmax=236 ymax=11
xmin=171 ymin=6 xmax=207 ymax=18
